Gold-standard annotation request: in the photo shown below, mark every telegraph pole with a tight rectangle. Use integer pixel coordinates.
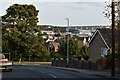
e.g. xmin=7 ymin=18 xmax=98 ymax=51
xmin=111 ymin=0 xmax=115 ymax=77
xmin=65 ymin=18 xmax=69 ymax=67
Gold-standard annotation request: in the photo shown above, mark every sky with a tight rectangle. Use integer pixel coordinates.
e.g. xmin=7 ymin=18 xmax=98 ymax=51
xmin=0 ymin=0 xmax=112 ymax=26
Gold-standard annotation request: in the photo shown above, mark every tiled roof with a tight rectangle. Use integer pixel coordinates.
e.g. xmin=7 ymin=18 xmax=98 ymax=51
xmin=98 ymin=28 xmax=111 ymax=47
xmin=51 ymin=42 xmax=60 ymax=47
xmin=98 ymin=28 xmax=118 ymax=48
xmin=73 ymin=34 xmax=88 ymax=41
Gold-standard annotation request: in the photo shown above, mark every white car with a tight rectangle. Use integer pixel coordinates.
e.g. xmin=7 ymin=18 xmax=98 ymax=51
xmin=0 ymin=53 xmax=13 ymax=71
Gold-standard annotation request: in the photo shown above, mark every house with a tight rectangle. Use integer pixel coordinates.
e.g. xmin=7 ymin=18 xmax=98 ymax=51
xmin=51 ymin=42 xmax=60 ymax=52
xmin=88 ymin=28 xmax=118 ymax=61
xmin=74 ymin=34 xmax=90 ymax=48
xmin=47 ymin=41 xmax=60 ymax=52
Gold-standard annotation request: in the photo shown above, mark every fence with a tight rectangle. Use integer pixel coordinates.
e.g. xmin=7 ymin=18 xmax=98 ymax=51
xmin=52 ymin=58 xmax=108 ymax=70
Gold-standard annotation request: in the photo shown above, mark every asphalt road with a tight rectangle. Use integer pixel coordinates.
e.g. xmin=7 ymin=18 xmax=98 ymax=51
xmin=1 ymin=65 xmax=118 ymax=80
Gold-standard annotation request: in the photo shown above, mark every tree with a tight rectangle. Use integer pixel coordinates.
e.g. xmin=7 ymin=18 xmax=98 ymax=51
xmin=59 ymin=38 xmax=67 ymax=58
xmin=104 ymin=1 xmax=120 ymax=25
xmin=80 ymin=45 xmax=89 ymax=60
xmin=59 ymin=36 xmax=81 ymax=59
xmin=69 ymin=38 xmax=80 ymax=58
xmin=104 ymin=1 xmax=120 ymax=60
xmin=2 ymin=4 xmax=48 ymax=61
xmin=50 ymin=52 xmax=60 ymax=58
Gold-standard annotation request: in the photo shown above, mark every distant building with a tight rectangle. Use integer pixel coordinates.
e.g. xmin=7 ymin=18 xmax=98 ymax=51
xmin=74 ymin=34 xmax=90 ymax=48
xmin=41 ymin=30 xmax=54 ymax=35
xmin=51 ymin=42 xmax=60 ymax=52
xmin=46 ymin=41 xmax=60 ymax=52
xmin=79 ymin=29 xmax=92 ymax=36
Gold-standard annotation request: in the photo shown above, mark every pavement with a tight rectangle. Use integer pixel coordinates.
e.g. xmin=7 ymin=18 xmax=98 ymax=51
xmin=14 ymin=62 xmax=120 ymax=78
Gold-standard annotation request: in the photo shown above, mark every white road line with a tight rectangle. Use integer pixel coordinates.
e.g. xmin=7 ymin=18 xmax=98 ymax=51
xmin=38 ymin=71 xmax=45 ymax=74
xmin=47 ymin=74 xmax=57 ymax=78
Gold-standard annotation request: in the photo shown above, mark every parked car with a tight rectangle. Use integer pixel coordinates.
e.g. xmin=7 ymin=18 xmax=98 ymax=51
xmin=0 ymin=53 xmax=13 ymax=71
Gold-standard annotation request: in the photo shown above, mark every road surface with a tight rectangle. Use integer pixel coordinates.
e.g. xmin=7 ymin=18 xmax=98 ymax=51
xmin=1 ymin=65 xmax=117 ymax=80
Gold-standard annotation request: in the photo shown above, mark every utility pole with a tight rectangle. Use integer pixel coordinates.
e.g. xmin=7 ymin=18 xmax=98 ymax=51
xmin=65 ymin=18 xmax=69 ymax=67
xmin=111 ymin=0 xmax=115 ymax=77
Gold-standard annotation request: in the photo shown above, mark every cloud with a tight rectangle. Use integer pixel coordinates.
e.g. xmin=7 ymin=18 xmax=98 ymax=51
xmin=0 ymin=0 xmax=110 ymax=2
xmin=61 ymin=2 xmax=106 ymax=11
xmin=62 ymin=3 xmax=83 ymax=10
xmin=73 ymin=2 xmax=106 ymax=7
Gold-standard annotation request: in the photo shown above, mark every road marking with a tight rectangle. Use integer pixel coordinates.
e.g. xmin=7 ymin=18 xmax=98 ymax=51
xmin=28 ymin=68 xmax=57 ymax=78
xmin=47 ymin=74 xmax=57 ymax=78
xmin=37 ymin=70 xmax=45 ymax=74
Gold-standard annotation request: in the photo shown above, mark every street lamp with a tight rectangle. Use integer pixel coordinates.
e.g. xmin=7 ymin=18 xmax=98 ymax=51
xmin=65 ymin=18 xmax=69 ymax=67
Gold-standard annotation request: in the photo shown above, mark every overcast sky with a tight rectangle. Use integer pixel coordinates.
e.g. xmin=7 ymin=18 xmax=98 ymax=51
xmin=0 ymin=0 xmax=111 ymax=26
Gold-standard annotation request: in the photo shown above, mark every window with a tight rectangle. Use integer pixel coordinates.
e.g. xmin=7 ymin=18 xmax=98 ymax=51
xmin=101 ymin=47 xmax=108 ymax=56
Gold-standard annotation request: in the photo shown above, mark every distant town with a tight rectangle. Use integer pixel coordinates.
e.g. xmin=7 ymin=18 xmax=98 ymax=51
xmin=38 ymin=24 xmax=110 ymax=53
